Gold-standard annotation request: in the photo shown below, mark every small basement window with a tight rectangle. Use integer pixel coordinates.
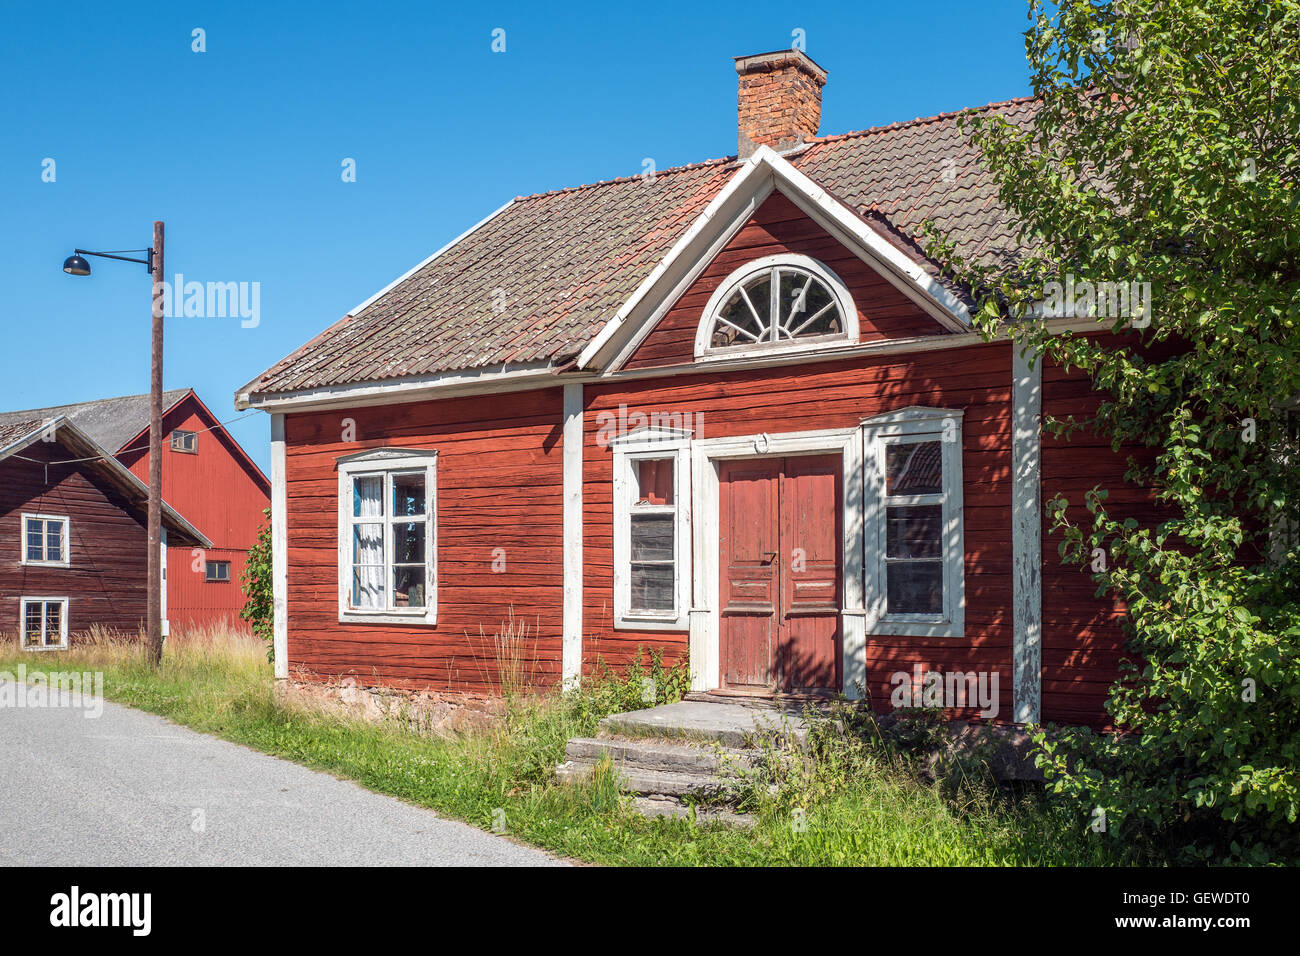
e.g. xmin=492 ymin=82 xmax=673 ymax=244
xmin=862 ymin=407 xmax=966 ymax=637
xmin=21 ymin=513 xmax=69 ymax=566
xmin=170 ymin=429 xmax=198 ymax=454
xmin=22 ymin=597 xmax=69 ymax=651
xmin=612 ymin=427 xmax=692 ymax=630
xmin=205 ymin=560 xmax=231 ymax=582
xmin=337 ymin=449 xmax=438 ymax=625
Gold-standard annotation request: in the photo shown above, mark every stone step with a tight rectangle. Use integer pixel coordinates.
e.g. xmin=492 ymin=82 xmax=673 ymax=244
xmin=563 ymin=736 xmax=755 ymax=776
xmin=597 ymin=700 xmax=809 ymax=748
xmin=632 ymin=796 xmax=756 ymax=829
xmin=556 ymin=757 xmax=745 ymax=800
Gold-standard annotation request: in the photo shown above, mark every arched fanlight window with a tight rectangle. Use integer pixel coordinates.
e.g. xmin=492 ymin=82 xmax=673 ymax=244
xmin=694 ymin=254 xmax=857 ymax=359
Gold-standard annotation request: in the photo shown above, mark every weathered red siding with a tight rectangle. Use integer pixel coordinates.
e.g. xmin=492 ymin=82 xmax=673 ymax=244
xmin=0 ymin=439 xmax=148 ymax=639
xmin=624 ymin=191 xmax=948 ymax=370
xmin=117 ymin=393 xmax=270 ymax=630
xmin=281 ymin=388 xmax=565 ymax=692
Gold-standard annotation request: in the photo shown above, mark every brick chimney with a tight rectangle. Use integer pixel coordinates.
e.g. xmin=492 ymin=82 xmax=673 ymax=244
xmin=735 ymin=49 xmax=828 ymax=159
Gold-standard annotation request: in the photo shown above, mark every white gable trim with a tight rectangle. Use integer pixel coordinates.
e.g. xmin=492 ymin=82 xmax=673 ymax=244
xmin=578 ymin=144 xmax=971 ymax=374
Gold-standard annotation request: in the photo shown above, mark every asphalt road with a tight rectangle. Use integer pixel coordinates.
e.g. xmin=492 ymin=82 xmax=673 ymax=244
xmin=0 ymin=680 xmax=563 ymax=866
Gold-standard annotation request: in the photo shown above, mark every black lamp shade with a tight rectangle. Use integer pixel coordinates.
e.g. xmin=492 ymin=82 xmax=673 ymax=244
xmin=62 ymin=254 xmax=91 ymax=276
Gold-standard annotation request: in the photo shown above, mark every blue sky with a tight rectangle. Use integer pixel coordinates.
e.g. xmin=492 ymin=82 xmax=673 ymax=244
xmin=0 ymin=0 xmax=1032 ymax=473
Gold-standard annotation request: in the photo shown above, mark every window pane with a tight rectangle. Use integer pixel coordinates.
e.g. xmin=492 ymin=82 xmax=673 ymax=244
xmin=713 ymin=274 xmax=771 ymax=347
xmin=779 ymin=270 xmax=840 ymax=338
xmin=887 ymin=561 xmax=943 ymax=614
xmin=26 ymin=520 xmax=43 ymax=561
xmin=630 ymin=513 xmax=674 ymax=562
xmin=634 ymin=459 xmax=673 ymax=506
xmin=393 ymin=522 xmax=425 ymax=564
xmin=46 ymin=521 xmax=63 ymax=561
xmin=353 ymin=476 xmax=384 ymax=518
xmin=886 ymin=505 xmax=942 ymax=559
xmin=23 ymin=601 xmax=42 ymax=647
xmin=886 ymin=442 xmax=943 ymax=496
xmin=44 ymin=602 xmax=62 ymax=645
xmin=392 ymin=472 xmax=426 ymax=517
xmin=392 ymin=566 xmax=426 ymax=608
xmin=352 ymin=523 xmax=383 ymax=563
xmin=351 ymin=569 xmax=384 ymax=609
xmin=630 ymin=563 xmax=674 ymax=611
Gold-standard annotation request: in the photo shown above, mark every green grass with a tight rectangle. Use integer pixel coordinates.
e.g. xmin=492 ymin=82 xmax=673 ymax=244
xmin=0 ymin=628 xmax=1146 ymax=866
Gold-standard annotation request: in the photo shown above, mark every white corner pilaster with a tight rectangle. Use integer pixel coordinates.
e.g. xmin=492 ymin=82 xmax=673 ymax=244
xmin=1012 ymin=344 xmax=1042 ymax=723
xmin=561 ymin=384 xmax=584 ymax=688
xmin=270 ymin=412 xmax=289 ymax=679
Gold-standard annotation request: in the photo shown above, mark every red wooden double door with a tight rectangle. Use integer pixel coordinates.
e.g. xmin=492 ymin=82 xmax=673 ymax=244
xmin=718 ymin=454 xmax=842 ymax=695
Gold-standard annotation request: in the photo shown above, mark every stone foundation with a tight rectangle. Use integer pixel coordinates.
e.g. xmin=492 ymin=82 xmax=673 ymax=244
xmin=275 ymin=672 xmax=503 ymax=737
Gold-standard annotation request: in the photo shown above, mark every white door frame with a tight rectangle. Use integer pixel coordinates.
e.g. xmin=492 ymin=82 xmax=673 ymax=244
xmin=688 ymin=427 xmax=865 ymax=697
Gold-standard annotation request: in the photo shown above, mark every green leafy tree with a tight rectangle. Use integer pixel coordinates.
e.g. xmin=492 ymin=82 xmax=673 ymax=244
xmin=928 ymin=0 xmax=1300 ymax=862
xmin=240 ymin=508 xmax=274 ymax=662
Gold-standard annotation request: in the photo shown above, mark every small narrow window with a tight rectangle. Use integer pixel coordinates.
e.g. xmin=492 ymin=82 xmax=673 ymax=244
xmin=205 ymin=560 xmax=231 ymax=582
xmin=337 ymin=450 xmax=438 ymax=624
xmin=862 ymin=408 xmax=965 ymax=637
xmin=170 ymin=429 xmax=198 ymax=453
xmin=613 ymin=428 xmax=692 ymax=630
xmin=21 ymin=514 xmax=69 ymax=566
xmin=21 ymin=597 xmax=69 ymax=651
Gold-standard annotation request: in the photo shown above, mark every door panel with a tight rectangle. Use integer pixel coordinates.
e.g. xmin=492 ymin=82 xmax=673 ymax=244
xmin=781 ymin=455 xmax=842 ymax=693
xmin=718 ymin=454 xmax=842 ymax=695
xmin=718 ymin=459 xmax=781 ymax=691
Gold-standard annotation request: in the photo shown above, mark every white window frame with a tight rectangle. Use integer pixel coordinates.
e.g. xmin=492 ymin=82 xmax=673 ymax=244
xmin=20 ymin=512 xmax=70 ymax=568
xmin=170 ymin=429 xmax=198 ymax=454
xmin=862 ymin=407 xmax=965 ymax=637
xmin=336 ymin=448 xmax=438 ymax=626
xmin=20 ymin=596 xmax=69 ymax=651
xmin=693 ymin=253 xmax=859 ymax=361
xmin=205 ymin=560 xmax=231 ymax=583
xmin=612 ymin=426 xmax=692 ymax=631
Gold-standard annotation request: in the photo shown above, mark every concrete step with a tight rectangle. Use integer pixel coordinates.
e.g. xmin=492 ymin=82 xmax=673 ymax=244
xmin=597 ymin=700 xmax=809 ymax=748
xmin=556 ymin=757 xmax=745 ymax=800
xmin=563 ymin=736 xmax=755 ymax=776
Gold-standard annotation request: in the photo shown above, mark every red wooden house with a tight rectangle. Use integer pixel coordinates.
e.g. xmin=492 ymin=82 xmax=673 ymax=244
xmin=238 ymin=50 xmax=1147 ymax=727
xmin=0 ymin=417 xmax=208 ymax=649
xmin=0 ymin=389 xmax=270 ymax=636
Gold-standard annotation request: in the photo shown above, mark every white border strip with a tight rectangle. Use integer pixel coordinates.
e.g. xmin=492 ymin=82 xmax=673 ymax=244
xmin=1012 ymin=344 xmax=1042 ymax=723
xmin=270 ymin=413 xmax=289 ymax=679
xmin=561 ymin=383 xmax=584 ymax=688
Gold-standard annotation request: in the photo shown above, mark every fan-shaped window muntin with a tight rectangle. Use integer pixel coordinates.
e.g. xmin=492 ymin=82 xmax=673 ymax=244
xmin=698 ymin=255 xmax=855 ymax=357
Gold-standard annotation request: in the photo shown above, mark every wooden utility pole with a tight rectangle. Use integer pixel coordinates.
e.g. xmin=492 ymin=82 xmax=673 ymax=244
xmin=146 ymin=220 xmax=165 ymax=666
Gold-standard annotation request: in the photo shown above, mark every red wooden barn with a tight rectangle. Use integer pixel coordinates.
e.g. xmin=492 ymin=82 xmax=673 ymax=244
xmin=0 ymin=389 xmax=270 ymax=637
xmin=238 ymin=50 xmax=1150 ymax=727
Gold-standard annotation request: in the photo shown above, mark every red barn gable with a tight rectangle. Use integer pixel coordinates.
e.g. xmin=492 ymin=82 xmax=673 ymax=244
xmin=238 ymin=50 xmax=1145 ymax=728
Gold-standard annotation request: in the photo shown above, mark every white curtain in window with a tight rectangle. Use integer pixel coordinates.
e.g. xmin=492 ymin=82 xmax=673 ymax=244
xmin=353 ymin=476 xmax=385 ymax=609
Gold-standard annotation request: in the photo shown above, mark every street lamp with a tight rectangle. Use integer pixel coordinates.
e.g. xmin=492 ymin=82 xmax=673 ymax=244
xmin=62 ymin=222 xmax=167 ymax=666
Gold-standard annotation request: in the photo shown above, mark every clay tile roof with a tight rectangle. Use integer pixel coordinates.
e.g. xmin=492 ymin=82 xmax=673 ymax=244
xmin=246 ymin=96 xmax=1038 ymax=399
xmin=0 ymin=389 xmax=191 ymax=453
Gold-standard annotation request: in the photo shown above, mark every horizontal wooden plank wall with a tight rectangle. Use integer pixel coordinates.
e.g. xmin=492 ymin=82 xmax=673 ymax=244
xmin=0 ymin=439 xmax=148 ymax=640
xmin=281 ymin=388 xmax=565 ymax=693
xmin=1038 ymin=337 xmax=1167 ymax=729
xmin=587 ymin=341 xmax=1026 ymax=721
xmin=623 ymin=190 xmax=949 ymax=370
xmin=118 ymin=394 xmax=269 ymax=631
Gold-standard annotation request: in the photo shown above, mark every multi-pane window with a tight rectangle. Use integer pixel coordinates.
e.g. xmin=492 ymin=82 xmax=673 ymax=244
xmin=22 ymin=514 xmax=68 ymax=566
xmin=21 ymin=597 xmax=68 ymax=650
xmin=337 ymin=450 xmax=437 ymax=623
xmin=205 ymin=560 xmax=231 ymax=582
xmin=697 ymin=254 xmax=857 ymax=358
xmin=613 ymin=431 xmax=691 ymax=630
xmin=170 ymin=429 xmax=198 ymax=453
xmin=863 ymin=408 xmax=965 ymax=637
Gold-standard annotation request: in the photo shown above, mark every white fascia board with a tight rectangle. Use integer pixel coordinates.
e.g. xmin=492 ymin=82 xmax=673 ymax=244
xmin=240 ymin=360 xmax=579 ymax=414
xmin=575 ymin=151 xmax=775 ymax=371
xmin=578 ymin=144 xmax=975 ymax=375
